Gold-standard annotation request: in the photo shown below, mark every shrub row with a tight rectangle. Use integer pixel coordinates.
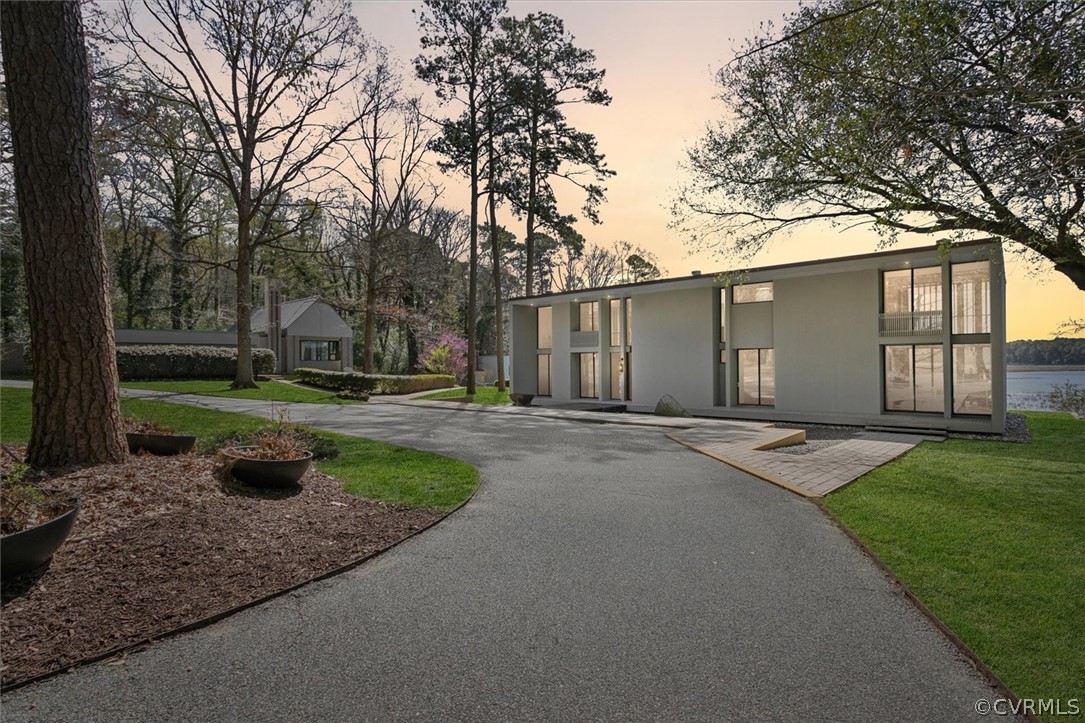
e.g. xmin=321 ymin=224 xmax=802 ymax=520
xmin=116 ymin=345 xmax=276 ymax=380
xmin=295 ymin=368 xmax=455 ymax=395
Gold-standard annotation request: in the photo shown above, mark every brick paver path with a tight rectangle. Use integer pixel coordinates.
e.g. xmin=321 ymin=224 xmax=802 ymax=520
xmin=669 ymin=427 xmax=930 ymax=497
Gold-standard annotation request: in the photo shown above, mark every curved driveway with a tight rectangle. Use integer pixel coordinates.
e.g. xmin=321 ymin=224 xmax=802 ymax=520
xmin=4 ymin=396 xmax=1003 ymax=721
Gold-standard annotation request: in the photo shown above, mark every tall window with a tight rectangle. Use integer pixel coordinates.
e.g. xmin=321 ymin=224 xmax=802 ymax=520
xmin=609 ymin=299 xmax=621 ymax=346
xmin=884 ymin=345 xmax=944 ymax=412
xmin=719 ymin=288 xmax=726 ymax=343
xmin=537 ymin=306 xmax=552 ymax=348
xmin=738 ymin=349 xmax=775 ymax=405
xmin=579 ymin=352 xmax=598 ymax=398
xmin=301 ymin=340 xmax=340 ymax=361
xmin=609 ymin=352 xmax=622 ymax=399
xmin=882 ymin=267 xmax=942 ymax=333
xmin=578 ymin=301 xmax=598 ymax=332
xmin=537 ymin=354 xmax=551 ymax=396
xmin=953 ymin=343 xmax=992 ymax=414
xmin=733 ymin=281 xmax=773 ymax=304
xmin=625 ymin=299 xmax=632 ymax=345
xmin=952 ymin=262 xmax=990 ymax=334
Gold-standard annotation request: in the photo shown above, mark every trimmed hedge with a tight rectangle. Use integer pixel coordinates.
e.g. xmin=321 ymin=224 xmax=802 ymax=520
xmin=295 ymin=368 xmax=455 ymax=395
xmin=116 ymin=345 xmax=276 ymax=380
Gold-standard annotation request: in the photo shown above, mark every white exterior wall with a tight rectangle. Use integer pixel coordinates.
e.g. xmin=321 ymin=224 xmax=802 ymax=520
xmin=773 ymin=270 xmax=880 ymax=416
xmin=630 ymin=287 xmax=716 ymax=409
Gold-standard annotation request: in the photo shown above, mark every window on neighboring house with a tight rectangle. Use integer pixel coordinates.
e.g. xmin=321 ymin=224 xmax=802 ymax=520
xmin=953 ymin=343 xmax=992 ymax=414
xmin=578 ymin=352 xmax=598 ymax=398
xmin=609 ymin=299 xmax=621 ymax=346
xmin=301 ymin=340 xmax=340 ymax=362
xmin=578 ymin=301 xmax=598 ymax=332
xmin=884 ymin=344 xmax=944 ymax=413
xmin=537 ymin=353 xmax=551 ymax=396
xmin=881 ymin=266 xmax=942 ymax=333
xmin=732 ymin=281 xmax=773 ymax=304
xmin=537 ymin=306 xmax=552 ymax=348
xmin=737 ymin=348 xmax=775 ymax=405
xmin=952 ymin=261 xmax=991 ymax=334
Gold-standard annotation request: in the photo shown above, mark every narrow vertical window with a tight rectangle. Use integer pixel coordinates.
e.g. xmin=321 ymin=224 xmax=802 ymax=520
xmin=609 ymin=351 xmax=622 ymax=399
xmin=537 ymin=353 xmax=551 ymax=396
xmin=579 ymin=352 xmax=598 ymax=398
xmin=625 ymin=299 xmax=632 ymax=345
xmin=537 ymin=306 xmax=552 ymax=348
xmin=609 ymin=299 xmax=621 ymax=346
xmin=719 ymin=288 xmax=726 ymax=344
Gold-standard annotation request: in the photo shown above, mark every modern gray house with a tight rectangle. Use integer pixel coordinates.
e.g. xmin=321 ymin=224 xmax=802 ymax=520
xmin=509 ymin=240 xmax=1006 ymax=433
xmin=114 ymin=294 xmax=354 ymax=374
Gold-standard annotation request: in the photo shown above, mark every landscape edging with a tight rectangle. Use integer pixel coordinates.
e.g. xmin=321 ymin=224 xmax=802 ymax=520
xmin=814 ymin=501 xmax=1041 ymax=723
xmin=0 ymin=470 xmax=483 ymax=694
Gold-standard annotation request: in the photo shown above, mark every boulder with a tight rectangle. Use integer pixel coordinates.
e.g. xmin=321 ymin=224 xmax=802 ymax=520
xmin=654 ymin=394 xmax=691 ymax=417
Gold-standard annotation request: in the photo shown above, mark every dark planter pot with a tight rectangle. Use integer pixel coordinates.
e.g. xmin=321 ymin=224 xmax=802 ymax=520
xmin=126 ymin=432 xmax=197 ymax=456
xmin=1 ymin=493 xmax=79 ymax=579
xmin=223 ymin=447 xmax=312 ymax=488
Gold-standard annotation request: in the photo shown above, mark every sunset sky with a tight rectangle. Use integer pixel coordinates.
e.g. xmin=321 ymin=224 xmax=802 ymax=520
xmin=354 ymin=0 xmax=1084 ymax=341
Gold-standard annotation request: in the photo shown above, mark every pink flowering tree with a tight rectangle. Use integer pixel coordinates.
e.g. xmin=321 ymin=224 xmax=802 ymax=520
xmin=419 ymin=333 xmax=468 ymax=384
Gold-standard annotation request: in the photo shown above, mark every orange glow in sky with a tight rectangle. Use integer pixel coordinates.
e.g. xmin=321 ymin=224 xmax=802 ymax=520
xmin=355 ymin=0 xmax=1084 ymax=340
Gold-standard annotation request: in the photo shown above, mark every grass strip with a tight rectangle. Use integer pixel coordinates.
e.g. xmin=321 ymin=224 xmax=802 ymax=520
xmin=1 ymin=387 xmax=477 ymax=511
xmin=418 ymin=386 xmax=510 ymax=405
xmin=824 ymin=412 xmax=1084 ymax=720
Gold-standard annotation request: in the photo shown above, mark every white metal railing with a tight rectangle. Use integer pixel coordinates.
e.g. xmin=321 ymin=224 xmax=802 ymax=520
xmin=879 ymin=311 xmax=943 ymax=336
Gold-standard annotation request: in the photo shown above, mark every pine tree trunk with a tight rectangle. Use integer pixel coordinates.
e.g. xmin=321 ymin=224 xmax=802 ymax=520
xmin=231 ymin=230 xmax=257 ymax=388
xmin=487 ymin=126 xmax=506 ymax=393
xmin=2 ymin=1 xmax=126 ymax=467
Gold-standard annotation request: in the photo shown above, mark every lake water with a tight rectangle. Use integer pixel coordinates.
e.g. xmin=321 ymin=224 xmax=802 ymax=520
xmin=1007 ymin=370 xmax=1085 ymax=411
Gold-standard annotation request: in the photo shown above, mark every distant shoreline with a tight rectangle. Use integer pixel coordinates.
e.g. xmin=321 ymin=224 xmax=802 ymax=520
xmin=1008 ymin=365 xmax=1085 ymax=372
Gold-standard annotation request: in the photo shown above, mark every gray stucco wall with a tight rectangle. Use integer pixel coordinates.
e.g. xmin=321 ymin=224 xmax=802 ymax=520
xmin=773 ymin=269 xmax=880 ymax=416
xmin=510 ymin=305 xmax=538 ymax=394
xmin=631 ymin=287 xmax=716 ymax=410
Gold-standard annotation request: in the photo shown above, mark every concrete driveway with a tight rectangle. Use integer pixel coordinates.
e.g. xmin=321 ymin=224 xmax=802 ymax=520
xmin=3 ymin=395 xmax=1004 ymax=721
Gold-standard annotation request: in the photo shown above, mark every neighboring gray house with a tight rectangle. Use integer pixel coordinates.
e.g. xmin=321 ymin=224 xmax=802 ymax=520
xmin=251 ymin=296 xmax=353 ymax=374
xmin=114 ymin=294 xmax=354 ymax=375
xmin=509 ymin=240 xmax=1006 ymax=433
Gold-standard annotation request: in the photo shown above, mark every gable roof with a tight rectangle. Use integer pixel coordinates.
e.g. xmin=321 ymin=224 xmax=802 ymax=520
xmin=251 ymin=296 xmax=318 ymax=332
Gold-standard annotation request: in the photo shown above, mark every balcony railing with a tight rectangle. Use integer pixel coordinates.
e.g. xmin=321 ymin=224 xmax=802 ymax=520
xmin=879 ymin=311 xmax=943 ymax=336
xmin=570 ymin=330 xmax=600 ymax=348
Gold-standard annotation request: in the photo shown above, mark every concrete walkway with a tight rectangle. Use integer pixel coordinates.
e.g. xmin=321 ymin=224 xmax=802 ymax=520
xmin=1 ymin=391 xmax=1006 ymax=721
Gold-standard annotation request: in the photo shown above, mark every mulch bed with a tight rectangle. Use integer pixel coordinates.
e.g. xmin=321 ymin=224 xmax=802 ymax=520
xmin=1 ymin=449 xmax=443 ymax=688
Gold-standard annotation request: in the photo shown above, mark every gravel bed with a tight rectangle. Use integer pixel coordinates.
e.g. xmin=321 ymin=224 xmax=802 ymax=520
xmin=770 ymin=438 xmax=851 ymax=456
xmin=948 ymin=412 xmax=1032 ymax=443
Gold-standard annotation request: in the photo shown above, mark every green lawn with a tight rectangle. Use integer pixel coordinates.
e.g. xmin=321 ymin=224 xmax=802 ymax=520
xmin=0 ymin=387 xmax=478 ymax=511
xmin=120 ymin=379 xmax=349 ymax=404
xmin=418 ymin=386 xmax=510 ymax=405
xmin=824 ymin=412 xmax=1084 ymax=718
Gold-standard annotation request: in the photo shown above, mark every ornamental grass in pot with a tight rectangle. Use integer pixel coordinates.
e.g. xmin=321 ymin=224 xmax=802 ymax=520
xmin=1 ymin=459 xmax=79 ymax=579
xmin=219 ymin=427 xmax=313 ymax=489
xmin=124 ymin=418 xmax=196 ymax=456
